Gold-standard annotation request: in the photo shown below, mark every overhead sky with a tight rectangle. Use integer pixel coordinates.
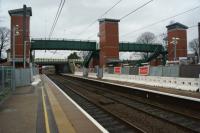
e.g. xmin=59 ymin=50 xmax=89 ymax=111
xmin=0 ymin=0 xmax=200 ymax=59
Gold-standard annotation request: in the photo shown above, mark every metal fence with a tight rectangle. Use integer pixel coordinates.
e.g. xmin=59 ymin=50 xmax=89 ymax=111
xmin=0 ymin=66 xmax=40 ymax=101
xmin=180 ymin=65 xmax=200 ymax=78
xmin=107 ymin=66 xmax=180 ymax=77
xmin=0 ymin=66 xmax=39 ymax=92
xmin=15 ymin=67 xmax=39 ymax=87
xmin=149 ymin=66 xmax=179 ymax=77
xmin=107 ymin=66 xmax=139 ymax=75
xmin=15 ymin=68 xmax=32 ymax=87
xmin=32 ymin=67 xmax=39 ymax=76
xmin=0 ymin=66 xmax=13 ymax=97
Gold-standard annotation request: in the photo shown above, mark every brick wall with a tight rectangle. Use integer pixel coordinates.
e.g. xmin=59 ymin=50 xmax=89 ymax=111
xmin=167 ymin=23 xmax=188 ymax=61
xmin=99 ymin=19 xmax=120 ymax=67
xmin=11 ymin=16 xmax=30 ymax=60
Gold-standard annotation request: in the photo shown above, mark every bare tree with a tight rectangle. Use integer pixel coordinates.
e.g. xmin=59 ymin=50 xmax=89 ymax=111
xmin=0 ymin=27 xmax=10 ymax=60
xmin=136 ymin=32 xmax=156 ymax=59
xmin=136 ymin=32 xmax=156 ymax=44
xmin=189 ymin=38 xmax=199 ymax=57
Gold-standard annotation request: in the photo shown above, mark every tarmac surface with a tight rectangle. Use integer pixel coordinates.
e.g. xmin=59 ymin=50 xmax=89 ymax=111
xmin=0 ymin=86 xmax=38 ymax=133
xmin=0 ymin=75 xmax=104 ymax=133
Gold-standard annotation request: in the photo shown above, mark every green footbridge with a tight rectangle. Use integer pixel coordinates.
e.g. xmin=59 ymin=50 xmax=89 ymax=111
xmin=31 ymin=38 xmax=167 ymax=67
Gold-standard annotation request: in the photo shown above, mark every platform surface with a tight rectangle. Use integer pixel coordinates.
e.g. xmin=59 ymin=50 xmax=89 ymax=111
xmin=0 ymin=75 xmax=105 ymax=133
xmin=71 ymin=73 xmax=200 ymax=99
xmin=0 ymin=86 xmax=38 ymax=133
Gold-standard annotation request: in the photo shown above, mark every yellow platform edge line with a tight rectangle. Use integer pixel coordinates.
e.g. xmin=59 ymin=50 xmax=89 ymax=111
xmin=43 ymin=77 xmax=76 ymax=133
xmin=44 ymin=74 xmax=109 ymax=133
xmin=42 ymin=87 xmax=51 ymax=133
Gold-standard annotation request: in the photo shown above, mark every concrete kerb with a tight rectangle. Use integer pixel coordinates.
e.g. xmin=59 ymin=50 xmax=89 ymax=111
xmin=67 ymin=73 xmax=200 ymax=102
xmin=75 ymin=72 xmax=200 ymax=92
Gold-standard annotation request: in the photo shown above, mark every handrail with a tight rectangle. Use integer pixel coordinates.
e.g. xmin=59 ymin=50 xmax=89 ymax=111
xmin=34 ymin=58 xmax=84 ymax=63
xmin=31 ymin=38 xmax=96 ymax=43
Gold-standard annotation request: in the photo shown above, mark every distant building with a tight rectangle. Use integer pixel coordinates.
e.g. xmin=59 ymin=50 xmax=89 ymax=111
xmin=8 ymin=6 xmax=32 ymax=68
xmin=166 ymin=22 xmax=188 ymax=62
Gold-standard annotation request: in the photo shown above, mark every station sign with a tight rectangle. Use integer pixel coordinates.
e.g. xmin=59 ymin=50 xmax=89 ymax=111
xmin=114 ymin=67 xmax=121 ymax=74
xmin=139 ymin=66 xmax=149 ymax=76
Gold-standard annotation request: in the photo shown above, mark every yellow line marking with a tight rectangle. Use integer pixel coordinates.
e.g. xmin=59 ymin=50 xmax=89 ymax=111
xmin=45 ymin=75 xmax=109 ymax=133
xmin=42 ymin=87 xmax=51 ymax=133
xmin=44 ymin=79 xmax=76 ymax=133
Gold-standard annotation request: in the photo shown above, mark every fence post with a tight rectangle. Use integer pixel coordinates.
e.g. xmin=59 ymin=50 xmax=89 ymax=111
xmin=97 ymin=67 xmax=103 ymax=79
xmin=12 ymin=67 xmax=16 ymax=91
xmin=83 ymin=67 xmax=88 ymax=77
xmin=2 ymin=66 xmax=5 ymax=91
xmin=30 ymin=63 xmax=33 ymax=82
xmin=199 ymin=74 xmax=200 ymax=92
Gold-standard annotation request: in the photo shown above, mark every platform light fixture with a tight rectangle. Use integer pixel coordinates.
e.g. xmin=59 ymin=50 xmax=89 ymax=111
xmin=12 ymin=24 xmax=20 ymax=91
xmin=170 ymin=37 xmax=180 ymax=61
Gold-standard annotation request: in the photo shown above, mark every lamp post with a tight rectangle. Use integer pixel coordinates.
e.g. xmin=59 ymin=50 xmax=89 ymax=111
xmin=23 ymin=5 xmax=27 ymax=68
xmin=198 ymin=22 xmax=200 ymax=64
xmin=170 ymin=37 xmax=180 ymax=62
xmin=12 ymin=25 xmax=19 ymax=90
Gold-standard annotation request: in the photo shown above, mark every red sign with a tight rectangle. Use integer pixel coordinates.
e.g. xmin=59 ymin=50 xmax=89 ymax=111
xmin=114 ymin=67 xmax=121 ymax=74
xmin=139 ymin=66 xmax=149 ymax=76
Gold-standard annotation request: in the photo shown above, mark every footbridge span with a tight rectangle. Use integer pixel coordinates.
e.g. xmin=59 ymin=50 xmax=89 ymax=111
xmin=31 ymin=38 xmax=167 ymax=67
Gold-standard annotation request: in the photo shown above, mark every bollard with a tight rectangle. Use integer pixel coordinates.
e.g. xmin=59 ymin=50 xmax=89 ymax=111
xmin=83 ymin=67 xmax=89 ymax=77
xmin=95 ymin=66 xmax=99 ymax=78
xmin=199 ymin=74 xmax=200 ymax=92
xmin=97 ymin=67 xmax=103 ymax=79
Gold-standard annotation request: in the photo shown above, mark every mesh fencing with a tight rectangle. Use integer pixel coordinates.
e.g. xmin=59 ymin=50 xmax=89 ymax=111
xmin=0 ymin=66 xmax=13 ymax=98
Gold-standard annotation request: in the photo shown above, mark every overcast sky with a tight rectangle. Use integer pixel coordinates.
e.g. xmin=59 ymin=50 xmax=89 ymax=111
xmin=0 ymin=0 xmax=200 ymax=59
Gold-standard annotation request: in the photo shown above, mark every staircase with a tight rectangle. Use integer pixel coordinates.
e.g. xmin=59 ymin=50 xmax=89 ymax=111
xmin=83 ymin=51 xmax=94 ymax=68
xmin=136 ymin=45 xmax=167 ymax=66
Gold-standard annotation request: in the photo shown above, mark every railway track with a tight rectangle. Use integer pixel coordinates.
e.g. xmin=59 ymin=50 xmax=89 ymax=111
xmin=48 ymin=75 xmax=145 ymax=133
xmin=48 ymin=74 xmax=200 ymax=133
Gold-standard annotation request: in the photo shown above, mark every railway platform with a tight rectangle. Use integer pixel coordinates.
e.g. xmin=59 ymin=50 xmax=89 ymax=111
xmin=0 ymin=75 xmax=106 ymax=133
xmin=72 ymin=72 xmax=200 ymax=99
xmin=51 ymin=74 xmax=200 ymax=132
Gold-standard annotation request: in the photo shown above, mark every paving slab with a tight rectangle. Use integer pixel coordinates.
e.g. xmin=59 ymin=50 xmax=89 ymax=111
xmin=42 ymin=75 xmax=104 ymax=133
xmin=0 ymin=75 xmax=106 ymax=133
xmin=0 ymin=85 xmax=39 ymax=133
